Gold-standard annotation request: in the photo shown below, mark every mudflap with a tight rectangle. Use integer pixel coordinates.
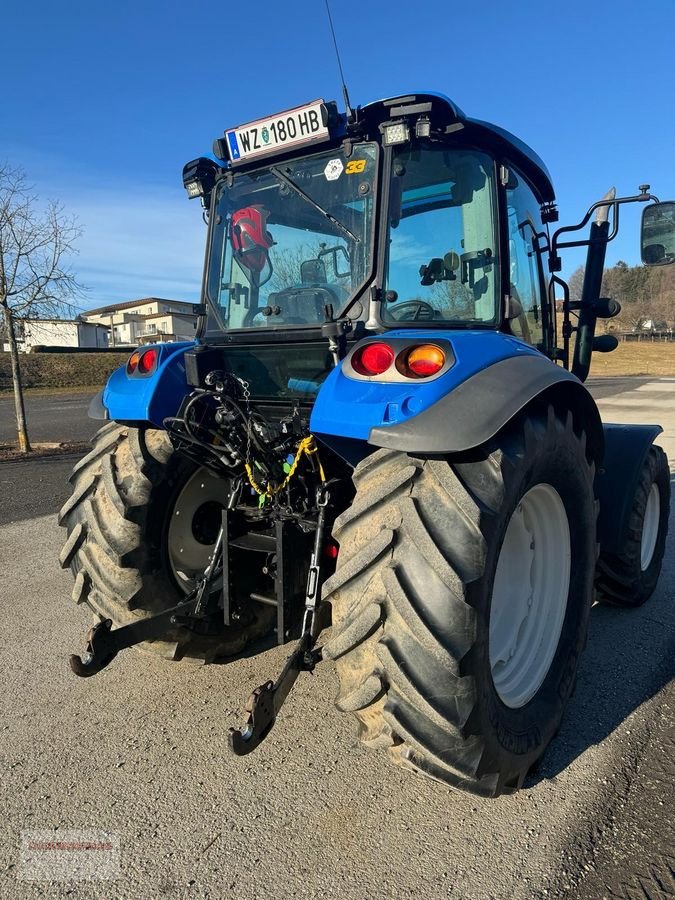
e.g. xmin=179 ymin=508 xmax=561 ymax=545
xmin=596 ymin=423 xmax=663 ymax=555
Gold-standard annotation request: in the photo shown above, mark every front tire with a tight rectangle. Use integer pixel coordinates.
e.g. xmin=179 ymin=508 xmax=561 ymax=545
xmin=58 ymin=423 xmax=273 ymax=661
xmin=596 ymin=445 xmax=670 ymax=607
xmin=324 ymin=406 xmax=597 ymax=797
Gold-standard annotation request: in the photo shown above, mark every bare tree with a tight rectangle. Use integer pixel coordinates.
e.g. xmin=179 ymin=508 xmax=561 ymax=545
xmin=0 ymin=164 xmax=83 ymax=451
xmin=269 ymin=241 xmax=324 ymax=292
xmin=647 ymin=264 xmax=675 ymax=329
xmin=568 ymin=265 xmax=585 ymax=301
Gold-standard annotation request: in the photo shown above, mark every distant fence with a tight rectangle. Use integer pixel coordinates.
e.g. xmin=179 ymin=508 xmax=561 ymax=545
xmin=618 ymin=331 xmax=675 ymax=342
xmin=27 ymin=345 xmax=130 ymax=354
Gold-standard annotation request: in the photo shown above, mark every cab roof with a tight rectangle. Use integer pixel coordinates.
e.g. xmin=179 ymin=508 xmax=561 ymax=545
xmin=360 ymin=92 xmax=555 ymax=204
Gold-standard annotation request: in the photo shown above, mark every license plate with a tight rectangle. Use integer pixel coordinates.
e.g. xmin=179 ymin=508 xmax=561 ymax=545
xmin=225 ymin=100 xmax=330 ymax=164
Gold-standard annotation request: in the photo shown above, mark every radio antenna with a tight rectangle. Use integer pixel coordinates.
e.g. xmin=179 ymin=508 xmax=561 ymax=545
xmin=324 ymin=0 xmax=354 ymax=122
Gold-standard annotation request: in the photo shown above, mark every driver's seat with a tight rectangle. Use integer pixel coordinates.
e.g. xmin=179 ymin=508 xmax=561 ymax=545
xmin=267 ymin=287 xmax=333 ymax=324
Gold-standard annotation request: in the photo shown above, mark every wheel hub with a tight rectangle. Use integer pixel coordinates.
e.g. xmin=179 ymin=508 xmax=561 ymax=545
xmin=640 ymin=482 xmax=660 ymax=571
xmin=489 ymin=484 xmax=571 ymax=709
xmin=167 ymin=469 xmax=232 ymax=591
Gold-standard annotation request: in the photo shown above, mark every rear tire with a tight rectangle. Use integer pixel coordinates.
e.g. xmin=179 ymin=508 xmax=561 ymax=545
xmin=596 ymin=445 xmax=670 ymax=607
xmin=324 ymin=406 xmax=597 ymax=797
xmin=58 ymin=423 xmax=274 ymax=661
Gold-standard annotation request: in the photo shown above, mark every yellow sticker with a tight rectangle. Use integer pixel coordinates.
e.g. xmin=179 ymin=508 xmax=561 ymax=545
xmin=345 ymin=159 xmax=367 ymax=175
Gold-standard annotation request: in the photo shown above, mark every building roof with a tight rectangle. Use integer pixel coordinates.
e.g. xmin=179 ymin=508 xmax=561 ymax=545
xmin=85 ymin=297 xmax=195 ymax=316
xmin=22 ymin=317 xmax=108 ymax=327
xmin=141 ymin=311 xmax=197 ymax=321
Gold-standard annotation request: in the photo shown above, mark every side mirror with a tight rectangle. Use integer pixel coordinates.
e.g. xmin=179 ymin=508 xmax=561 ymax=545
xmin=641 ymin=201 xmax=675 ymax=266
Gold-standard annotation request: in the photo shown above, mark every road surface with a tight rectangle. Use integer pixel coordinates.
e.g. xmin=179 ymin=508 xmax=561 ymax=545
xmin=0 ymin=391 xmax=98 ymax=445
xmin=0 ymin=378 xmax=673 ymax=899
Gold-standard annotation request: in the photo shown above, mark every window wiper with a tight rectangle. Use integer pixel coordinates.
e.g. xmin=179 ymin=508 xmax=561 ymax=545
xmin=270 ymin=166 xmax=360 ymax=244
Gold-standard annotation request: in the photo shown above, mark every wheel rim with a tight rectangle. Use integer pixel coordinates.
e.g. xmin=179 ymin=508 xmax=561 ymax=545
xmin=167 ymin=468 xmax=231 ymax=592
xmin=489 ymin=484 xmax=571 ymax=709
xmin=640 ymin=483 xmax=660 ymax=571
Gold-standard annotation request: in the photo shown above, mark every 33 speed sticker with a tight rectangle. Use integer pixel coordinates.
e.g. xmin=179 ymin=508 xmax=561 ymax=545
xmin=345 ymin=159 xmax=367 ymax=175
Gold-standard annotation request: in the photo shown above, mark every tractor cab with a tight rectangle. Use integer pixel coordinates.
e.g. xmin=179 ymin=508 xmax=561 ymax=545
xmin=185 ymin=93 xmax=557 ymax=359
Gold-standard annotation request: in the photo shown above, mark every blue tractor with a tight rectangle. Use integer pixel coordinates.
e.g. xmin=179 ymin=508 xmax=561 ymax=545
xmin=61 ymin=93 xmax=675 ymax=797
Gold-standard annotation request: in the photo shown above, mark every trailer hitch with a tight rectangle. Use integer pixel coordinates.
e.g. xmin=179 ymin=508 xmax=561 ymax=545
xmin=70 ymin=482 xmax=332 ymax=756
xmin=229 ymin=631 xmax=321 ymax=755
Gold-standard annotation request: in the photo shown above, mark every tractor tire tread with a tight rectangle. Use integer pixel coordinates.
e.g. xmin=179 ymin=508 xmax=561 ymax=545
xmin=596 ymin=444 xmax=670 ymax=607
xmin=59 ymin=423 xmax=273 ymax=661
xmin=325 ymin=409 xmax=596 ymax=797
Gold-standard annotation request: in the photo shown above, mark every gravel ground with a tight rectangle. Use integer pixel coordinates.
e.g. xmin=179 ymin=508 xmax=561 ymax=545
xmin=0 ymin=512 xmax=673 ymax=900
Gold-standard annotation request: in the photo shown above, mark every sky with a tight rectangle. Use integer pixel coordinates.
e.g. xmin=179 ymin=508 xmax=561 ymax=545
xmin=3 ymin=0 xmax=674 ymax=311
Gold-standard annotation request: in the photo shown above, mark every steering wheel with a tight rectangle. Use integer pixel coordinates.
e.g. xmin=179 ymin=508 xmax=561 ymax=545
xmin=388 ymin=300 xmax=437 ymax=322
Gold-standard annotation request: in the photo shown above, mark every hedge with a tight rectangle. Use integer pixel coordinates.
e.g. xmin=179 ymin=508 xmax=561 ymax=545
xmin=0 ymin=351 xmax=129 ymax=391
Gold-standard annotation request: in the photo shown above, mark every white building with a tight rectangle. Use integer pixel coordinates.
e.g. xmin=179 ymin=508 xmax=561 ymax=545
xmin=83 ymin=297 xmax=198 ymax=347
xmin=2 ymin=318 xmax=109 ymax=352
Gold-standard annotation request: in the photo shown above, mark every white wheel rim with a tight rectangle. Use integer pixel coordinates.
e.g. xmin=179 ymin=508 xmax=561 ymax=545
xmin=640 ymin=483 xmax=660 ymax=571
xmin=489 ymin=484 xmax=571 ymax=709
xmin=167 ymin=468 xmax=231 ymax=591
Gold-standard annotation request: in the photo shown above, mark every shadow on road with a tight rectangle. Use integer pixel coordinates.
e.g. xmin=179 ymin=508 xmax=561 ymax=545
xmin=530 ymin=473 xmax=675 ymax=785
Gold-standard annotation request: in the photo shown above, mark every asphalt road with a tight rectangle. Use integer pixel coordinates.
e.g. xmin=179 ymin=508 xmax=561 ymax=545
xmin=0 ymin=378 xmax=674 ymax=899
xmin=0 ymin=391 xmax=99 ymax=445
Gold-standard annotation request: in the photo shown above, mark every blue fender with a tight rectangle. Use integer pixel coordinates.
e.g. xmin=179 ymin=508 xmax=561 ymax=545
xmin=311 ymin=331 xmax=541 ymax=439
xmin=102 ymin=341 xmax=196 ymax=427
xmin=311 ymin=330 xmax=602 ymax=462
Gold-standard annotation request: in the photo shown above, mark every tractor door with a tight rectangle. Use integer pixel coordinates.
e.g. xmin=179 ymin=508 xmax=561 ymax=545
xmin=381 ymin=146 xmax=500 ymax=326
xmin=503 ymin=167 xmax=551 ymax=354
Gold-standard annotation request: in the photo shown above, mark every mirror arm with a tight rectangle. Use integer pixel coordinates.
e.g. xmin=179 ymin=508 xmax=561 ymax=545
xmin=549 ymin=188 xmax=659 ymax=272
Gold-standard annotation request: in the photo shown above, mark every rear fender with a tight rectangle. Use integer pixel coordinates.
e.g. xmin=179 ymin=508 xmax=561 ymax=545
xmin=367 ymin=353 xmax=604 ymax=463
xmin=101 ymin=341 xmax=195 ymax=427
xmin=596 ymin=424 xmax=663 ymax=554
xmin=312 ymin=332 xmax=604 ymax=465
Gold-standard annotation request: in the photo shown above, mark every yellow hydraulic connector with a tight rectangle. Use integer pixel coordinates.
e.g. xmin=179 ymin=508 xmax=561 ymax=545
xmin=245 ymin=435 xmax=325 ymax=501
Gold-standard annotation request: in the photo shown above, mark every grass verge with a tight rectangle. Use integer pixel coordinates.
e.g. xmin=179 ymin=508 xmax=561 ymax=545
xmin=588 ymin=341 xmax=675 ymax=377
xmin=0 ymin=385 xmax=101 ymax=398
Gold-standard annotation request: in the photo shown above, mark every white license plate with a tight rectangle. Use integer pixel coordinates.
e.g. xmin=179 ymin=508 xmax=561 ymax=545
xmin=225 ymin=100 xmax=329 ymax=163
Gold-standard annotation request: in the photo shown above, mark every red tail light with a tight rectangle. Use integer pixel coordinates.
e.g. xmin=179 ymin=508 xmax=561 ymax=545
xmin=352 ymin=342 xmax=395 ymax=376
xmin=138 ymin=348 xmax=158 ymax=374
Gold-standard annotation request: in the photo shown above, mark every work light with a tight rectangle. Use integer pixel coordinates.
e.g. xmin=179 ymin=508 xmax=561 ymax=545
xmin=182 ymin=157 xmax=219 ymax=202
xmin=382 ymin=122 xmax=409 ymax=146
xmin=415 ymin=117 xmax=431 ymax=138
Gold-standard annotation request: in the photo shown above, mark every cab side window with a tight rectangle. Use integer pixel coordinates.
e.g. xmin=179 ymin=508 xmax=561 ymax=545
xmin=505 ymin=171 xmax=547 ymax=349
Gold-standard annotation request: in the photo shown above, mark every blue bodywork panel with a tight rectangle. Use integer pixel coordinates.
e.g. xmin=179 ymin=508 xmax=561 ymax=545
xmin=103 ymin=341 xmax=195 ymax=426
xmin=102 ymin=331 xmax=543 ymax=446
xmin=310 ymin=330 xmax=541 ymax=441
